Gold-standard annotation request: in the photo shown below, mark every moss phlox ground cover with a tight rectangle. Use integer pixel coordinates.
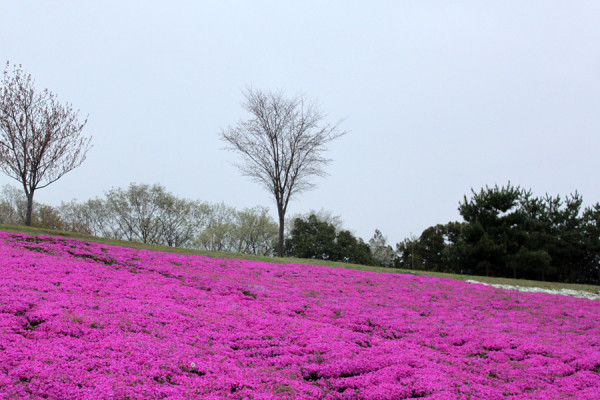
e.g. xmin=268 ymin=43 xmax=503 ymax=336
xmin=1 ymin=232 xmax=599 ymax=399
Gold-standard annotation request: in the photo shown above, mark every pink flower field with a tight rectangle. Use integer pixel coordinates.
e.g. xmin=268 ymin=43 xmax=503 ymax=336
xmin=1 ymin=232 xmax=599 ymax=400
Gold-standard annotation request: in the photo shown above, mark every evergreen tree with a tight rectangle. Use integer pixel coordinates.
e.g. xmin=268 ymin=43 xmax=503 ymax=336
xmin=398 ymin=183 xmax=600 ymax=284
xmin=458 ymin=183 xmax=524 ymax=277
xmin=285 ymin=214 xmax=377 ymax=265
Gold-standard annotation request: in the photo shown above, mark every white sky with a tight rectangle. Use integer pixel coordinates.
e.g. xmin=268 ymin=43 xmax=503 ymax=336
xmin=1 ymin=1 xmax=599 ymax=245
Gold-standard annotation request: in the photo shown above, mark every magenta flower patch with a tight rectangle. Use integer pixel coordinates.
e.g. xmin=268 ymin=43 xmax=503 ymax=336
xmin=0 ymin=232 xmax=599 ymax=399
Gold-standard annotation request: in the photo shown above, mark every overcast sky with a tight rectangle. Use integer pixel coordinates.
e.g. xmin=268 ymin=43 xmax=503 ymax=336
xmin=2 ymin=1 xmax=599 ymax=245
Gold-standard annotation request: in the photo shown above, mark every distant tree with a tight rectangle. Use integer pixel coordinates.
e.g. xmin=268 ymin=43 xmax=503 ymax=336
xmin=582 ymin=203 xmax=600 ymax=283
xmin=417 ymin=226 xmax=446 ymax=271
xmin=77 ymin=197 xmax=121 ymax=239
xmin=0 ymin=183 xmax=26 ymax=224
xmin=458 ymin=183 xmax=525 ymax=277
xmin=394 ymin=184 xmax=600 ymax=284
xmin=0 ymin=183 xmax=63 ymax=229
xmin=194 ymin=204 xmax=279 ymax=255
xmin=1 ymin=183 xmax=75 ymax=231
xmin=286 ymin=208 xmax=344 ymax=237
xmin=220 ymin=88 xmax=345 ymax=256
xmin=285 ymin=213 xmax=376 ymax=265
xmin=33 ymin=204 xmax=65 ymax=230
xmin=286 ymin=214 xmax=338 ymax=260
xmin=395 ymin=236 xmax=421 ymax=270
xmin=156 ymin=194 xmax=209 ymax=248
xmin=194 ymin=203 xmax=237 ymax=252
xmin=368 ymin=229 xmax=395 ymax=267
xmin=104 ymin=183 xmax=166 ymax=243
xmin=0 ymin=62 xmax=91 ymax=226
xmin=0 ymin=199 xmax=14 ymax=225
xmin=53 ymin=182 xmax=274 ymax=254
xmin=335 ymin=229 xmax=376 ymax=265
xmin=452 ymin=184 xmax=595 ymax=282
xmin=396 ymin=222 xmax=464 ymax=272
xmin=57 ymin=200 xmax=93 ymax=235
xmin=232 ymin=206 xmax=278 ymax=256
xmin=100 ymin=183 xmax=206 ymax=247
xmin=541 ymin=192 xmax=588 ymax=282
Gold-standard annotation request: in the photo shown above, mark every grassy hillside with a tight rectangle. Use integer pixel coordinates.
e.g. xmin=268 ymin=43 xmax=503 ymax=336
xmin=1 ymin=223 xmax=599 ymax=295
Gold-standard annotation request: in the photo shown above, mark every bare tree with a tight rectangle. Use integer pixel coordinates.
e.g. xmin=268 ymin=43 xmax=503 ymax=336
xmin=233 ymin=206 xmax=278 ymax=256
xmin=0 ymin=183 xmax=27 ymax=224
xmin=0 ymin=62 xmax=91 ymax=226
xmin=157 ymin=195 xmax=210 ymax=248
xmin=221 ymin=88 xmax=346 ymax=256
xmin=105 ymin=183 xmax=165 ymax=244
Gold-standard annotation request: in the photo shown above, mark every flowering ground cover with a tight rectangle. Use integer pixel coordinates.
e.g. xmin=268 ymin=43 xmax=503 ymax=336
xmin=0 ymin=232 xmax=599 ymax=400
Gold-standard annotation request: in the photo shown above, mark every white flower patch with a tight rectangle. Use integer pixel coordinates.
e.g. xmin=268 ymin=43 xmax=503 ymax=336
xmin=466 ymin=280 xmax=600 ymax=301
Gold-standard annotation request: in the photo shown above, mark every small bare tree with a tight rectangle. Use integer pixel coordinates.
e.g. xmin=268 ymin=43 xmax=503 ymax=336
xmin=0 ymin=62 xmax=91 ymax=226
xmin=220 ymin=88 xmax=346 ymax=256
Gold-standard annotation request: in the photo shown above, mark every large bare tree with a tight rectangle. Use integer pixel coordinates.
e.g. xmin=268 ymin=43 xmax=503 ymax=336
xmin=0 ymin=62 xmax=91 ymax=226
xmin=220 ymin=88 xmax=346 ymax=256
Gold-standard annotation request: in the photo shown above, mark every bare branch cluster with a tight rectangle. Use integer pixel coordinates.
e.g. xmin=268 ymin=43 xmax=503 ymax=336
xmin=220 ymin=88 xmax=346 ymax=255
xmin=221 ymin=88 xmax=345 ymax=216
xmin=0 ymin=62 xmax=91 ymax=225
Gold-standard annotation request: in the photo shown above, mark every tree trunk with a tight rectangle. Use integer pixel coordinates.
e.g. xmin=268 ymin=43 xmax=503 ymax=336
xmin=277 ymin=208 xmax=285 ymax=257
xmin=25 ymin=192 xmax=34 ymax=226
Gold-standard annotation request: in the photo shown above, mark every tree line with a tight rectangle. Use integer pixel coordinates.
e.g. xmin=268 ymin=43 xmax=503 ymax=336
xmin=3 ymin=181 xmax=598 ymax=284
xmin=0 ymin=182 xmax=393 ymax=263
xmin=276 ymin=183 xmax=600 ymax=285
xmin=0 ymin=183 xmax=277 ymax=255
xmin=396 ymin=184 xmax=600 ymax=285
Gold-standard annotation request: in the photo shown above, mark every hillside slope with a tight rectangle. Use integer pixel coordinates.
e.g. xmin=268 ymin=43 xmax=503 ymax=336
xmin=2 ymin=224 xmax=599 ymax=295
xmin=1 ymin=232 xmax=599 ymax=399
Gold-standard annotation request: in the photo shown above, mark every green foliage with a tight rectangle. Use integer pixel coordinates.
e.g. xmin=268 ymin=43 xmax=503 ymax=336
xmin=396 ymin=223 xmax=463 ymax=272
xmin=0 ymin=183 xmax=278 ymax=256
xmin=336 ymin=229 xmax=375 ymax=266
xmin=103 ymin=183 xmax=208 ymax=246
xmin=194 ymin=203 xmax=237 ymax=252
xmin=399 ymin=183 xmax=600 ymax=285
xmin=195 ymin=204 xmax=278 ymax=255
xmin=286 ymin=215 xmax=337 ymax=260
xmin=458 ymin=183 xmax=525 ymax=277
xmin=285 ymin=214 xmax=376 ymax=265
xmin=231 ymin=206 xmax=278 ymax=256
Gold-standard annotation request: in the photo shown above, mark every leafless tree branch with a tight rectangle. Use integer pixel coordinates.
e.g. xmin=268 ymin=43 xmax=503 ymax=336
xmin=220 ymin=87 xmax=346 ymax=256
xmin=0 ymin=62 xmax=92 ymax=225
